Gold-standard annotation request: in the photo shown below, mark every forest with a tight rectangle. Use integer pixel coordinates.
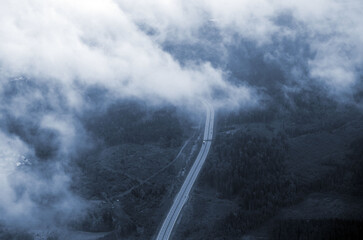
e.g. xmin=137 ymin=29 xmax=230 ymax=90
xmin=271 ymin=219 xmax=363 ymax=240
xmin=202 ymin=131 xmax=298 ymax=237
xmin=83 ymin=101 xmax=184 ymax=148
xmin=177 ymin=90 xmax=363 ymax=239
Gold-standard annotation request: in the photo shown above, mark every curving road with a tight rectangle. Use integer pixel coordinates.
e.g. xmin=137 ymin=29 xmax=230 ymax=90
xmin=156 ymin=102 xmax=214 ymax=240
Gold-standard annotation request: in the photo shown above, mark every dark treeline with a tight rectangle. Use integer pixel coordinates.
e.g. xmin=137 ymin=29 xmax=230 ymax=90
xmin=198 ymin=116 xmax=363 ymax=239
xmin=202 ymin=131 xmax=298 ymax=237
xmin=204 ymin=131 xmax=292 ymax=199
xmin=0 ymin=226 xmax=33 ymax=240
xmin=68 ymin=101 xmax=195 ymax=238
xmin=271 ymin=219 xmax=363 ymax=240
xmin=83 ymin=101 xmax=185 ymax=148
xmin=347 ymin=137 xmax=363 ymax=196
xmin=221 ymin=87 xmax=340 ymax=130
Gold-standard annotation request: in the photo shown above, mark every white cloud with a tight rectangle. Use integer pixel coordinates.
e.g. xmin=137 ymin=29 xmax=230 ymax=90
xmin=0 ymin=0 xmax=251 ymax=109
xmin=116 ymin=0 xmax=363 ymax=96
xmin=0 ymin=131 xmax=82 ymax=227
xmin=2 ymin=0 xmax=360 ymax=105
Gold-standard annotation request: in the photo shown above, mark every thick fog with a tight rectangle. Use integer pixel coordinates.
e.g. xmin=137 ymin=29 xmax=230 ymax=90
xmin=0 ymin=0 xmax=362 ymax=231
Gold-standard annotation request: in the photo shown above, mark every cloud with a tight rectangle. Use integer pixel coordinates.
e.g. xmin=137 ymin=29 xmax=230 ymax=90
xmin=0 ymin=130 xmax=85 ymax=228
xmin=117 ymin=0 xmax=363 ymax=97
xmin=0 ymin=0 xmax=251 ymax=108
xmin=0 ymin=0 xmax=362 ymax=231
xmin=1 ymin=0 xmax=361 ymax=104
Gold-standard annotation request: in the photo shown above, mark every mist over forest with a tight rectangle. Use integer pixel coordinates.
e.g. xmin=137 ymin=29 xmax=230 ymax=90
xmin=0 ymin=1 xmax=362 ymax=239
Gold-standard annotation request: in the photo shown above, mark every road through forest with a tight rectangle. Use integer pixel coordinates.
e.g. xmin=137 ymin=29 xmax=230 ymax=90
xmin=156 ymin=102 xmax=214 ymax=240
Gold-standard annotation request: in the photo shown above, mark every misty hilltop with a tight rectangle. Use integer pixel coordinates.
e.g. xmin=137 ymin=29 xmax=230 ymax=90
xmin=0 ymin=1 xmax=362 ymax=240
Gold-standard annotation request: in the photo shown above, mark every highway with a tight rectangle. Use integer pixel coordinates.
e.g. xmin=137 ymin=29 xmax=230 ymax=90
xmin=156 ymin=102 xmax=214 ymax=240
